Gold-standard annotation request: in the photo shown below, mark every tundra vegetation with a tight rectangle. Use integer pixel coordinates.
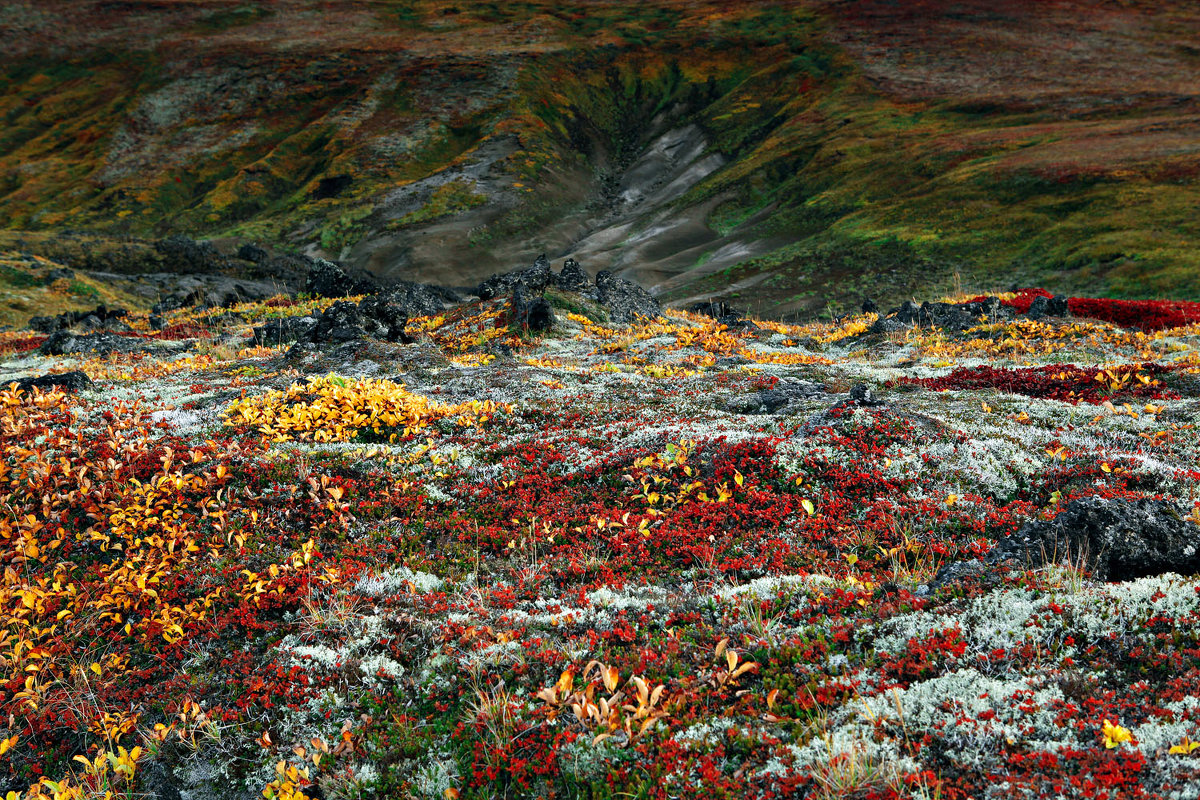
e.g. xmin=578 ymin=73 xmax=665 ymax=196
xmin=1 ymin=268 xmax=1199 ymax=799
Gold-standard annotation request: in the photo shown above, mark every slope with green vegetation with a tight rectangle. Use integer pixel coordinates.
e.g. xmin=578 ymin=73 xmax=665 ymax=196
xmin=1 ymin=0 xmax=1198 ymax=320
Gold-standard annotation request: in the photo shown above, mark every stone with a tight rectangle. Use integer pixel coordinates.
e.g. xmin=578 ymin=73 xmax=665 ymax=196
xmin=477 ymin=254 xmax=554 ymax=300
xmin=555 ymin=258 xmax=591 ymax=292
xmin=726 ymin=378 xmax=825 ymax=414
xmin=28 ymin=305 xmax=128 ymax=334
xmin=9 ymin=370 xmax=94 ymax=393
xmin=305 ymin=259 xmax=379 ymax=298
xmin=155 ymin=235 xmax=222 ymax=272
xmin=39 ymin=330 xmax=144 ymax=356
xmin=509 ymin=284 xmax=556 ymax=333
xmin=237 ymin=243 xmax=269 ymax=263
xmin=1027 ymin=294 xmax=1070 ymax=320
xmin=862 ymin=298 xmax=879 ymax=314
xmin=849 ymin=383 xmax=883 ymax=406
xmin=251 ymin=315 xmax=319 ymax=346
xmin=357 ymin=293 xmax=412 ymax=342
xmin=594 ymin=270 xmax=661 ymax=324
xmin=991 ymin=496 xmax=1200 ymax=581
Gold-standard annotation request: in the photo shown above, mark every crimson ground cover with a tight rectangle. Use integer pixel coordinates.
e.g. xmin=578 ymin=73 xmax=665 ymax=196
xmin=1 ymin=292 xmax=1200 ymax=799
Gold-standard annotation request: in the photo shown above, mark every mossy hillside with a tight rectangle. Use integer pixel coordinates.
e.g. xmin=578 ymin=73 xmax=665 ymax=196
xmin=0 ymin=1 xmax=1197 ymax=314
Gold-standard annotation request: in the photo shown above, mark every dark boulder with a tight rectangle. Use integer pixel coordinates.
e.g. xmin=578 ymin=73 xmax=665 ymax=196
xmin=378 ymin=281 xmax=456 ymax=318
xmin=251 ymin=316 xmax=319 ymax=346
xmin=929 ymin=497 xmax=1200 ymax=593
xmin=28 ymin=305 xmax=128 ymax=334
xmin=848 ymin=383 xmax=884 ymax=407
xmin=155 ymin=235 xmax=223 ymax=273
xmin=237 ymin=243 xmax=269 ymax=263
xmin=477 ymin=254 xmax=553 ymax=300
xmin=307 ymin=301 xmax=375 ymax=344
xmin=992 ymin=496 xmax=1200 ymax=581
xmin=357 ymin=293 xmax=412 ymax=343
xmin=726 ymin=378 xmax=825 ymax=414
xmin=509 ymin=284 xmax=555 ymax=333
xmin=1027 ymin=294 xmax=1070 ymax=320
xmin=870 ymin=297 xmax=1004 ymax=334
xmin=862 ymin=298 xmax=879 ymax=314
xmin=9 ymin=371 xmax=94 ymax=394
xmin=305 ymin=259 xmax=379 ymax=298
xmin=594 ymin=270 xmax=661 ymax=324
xmin=39 ymin=331 xmax=144 ymax=357
xmin=290 ymin=291 xmax=415 ymax=348
xmin=554 ymin=258 xmax=591 ymax=292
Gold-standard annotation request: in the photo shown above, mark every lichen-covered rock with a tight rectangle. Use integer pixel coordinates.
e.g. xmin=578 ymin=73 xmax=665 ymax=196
xmin=39 ymin=330 xmax=146 ymax=356
xmin=554 ymin=258 xmax=590 ymax=292
xmin=154 ymin=235 xmax=223 ymax=273
xmin=725 ymin=378 xmax=825 ymax=414
xmin=29 ymin=305 xmax=128 ymax=334
xmin=476 ymin=254 xmax=553 ymax=300
xmin=250 ymin=315 xmax=319 ymax=346
xmin=9 ymin=371 xmax=95 ymax=393
xmin=509 ymin=284 xmax=555 ymax=333
xmin=594 ymin=270 xmax=661 ymax=324
xmin=1027 ymin=294 xmax=1070 ymax=319
xmin=305 ymin=259 xmax=379 ymax=298
xmin=993 ymin=496 xmax=1200 ymax=581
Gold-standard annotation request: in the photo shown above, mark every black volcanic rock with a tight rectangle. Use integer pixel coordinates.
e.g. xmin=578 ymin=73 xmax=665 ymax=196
xmin=9 ymin=371 xmax=94 ymax=394
xmin=251 ymin=315 xmax=319 ymax=346
xmin=237 ymin=243 xmax=269 ymax=263
xmin=29 ymin=305 xmax=127 ymax=334
xmin=1027 ymin=294 xmax=1070 ymax=320
xmin=726 ymin=378 xmax=825 ymax=414
xmin=39 ymin=331 xmax=145 ymax=356
xmin=930 ymin=497 xmax=1200 ymax=593
xmin=993 ymin=497 xmax=1200 ymax=581
xmin=477 ymin=254 xmax=554 ymax=300
xmin=509 ymin=284 xmax=555 ymax=333
xmin=594 ymin=270 xmax=661 ymax=324
xmin=554 ymin=258 xmax=591 ymax=292
xmin=305 ymin=259 xmax=379 ymax=298
xmin=155 ymin=235 xmax=223 ymax=273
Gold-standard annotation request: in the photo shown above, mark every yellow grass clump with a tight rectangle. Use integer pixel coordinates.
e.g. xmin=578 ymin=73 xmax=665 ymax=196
xmin=222 ymin=374 xmax=509 ymax=442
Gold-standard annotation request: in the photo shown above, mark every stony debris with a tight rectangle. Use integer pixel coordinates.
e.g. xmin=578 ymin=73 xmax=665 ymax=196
xmin=1027 ymin=294 xmax=1070 ymax=319
xmin=8 ymin=370 xmax=95 ymax=393
xmin=304 ymin=258 xmax=380 ymax=298
xmin=594 ymin=269 xmax=662 ymax=324
xmin=554 ymin=258 xmax=591 ymax=292
xmin=250 ymin=315 xmax=319 ymax=346
xmin=476 ymin=254 xmax=553 ymax=300
xmin=930 ymin=497 xmax=1200 ymax=592
xmin=687 ymin=300 xmax=758 ymax=330
xmin=725 ymin=378 xmax=825 ymax=414
xmin=29 ymin=305 xmax=128 ymax=334
xmin=509 ymin=283 xmax=556 ymax=333
xmin=236 ymin=243 xmax=269 ymax=264
xmin=39 ymin=330 xmax=149 ymax=356
xmin=993 ymin=496 xmax=1200 ymax=581
xmin=869 ymin=296 xmax=1020 ymax=335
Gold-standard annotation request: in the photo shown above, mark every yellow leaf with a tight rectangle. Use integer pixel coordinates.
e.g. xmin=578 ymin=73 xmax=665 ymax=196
xmin=1169 ymin=735 xmax=1200 ymax=755
xmin=734 ymin=470 xmax=744 ymax=487
xmin=801 ymin=498 xmax=815 ymax=516
xmin=90 ymin=663 xmax=102 ymax=676
xmin=845 ymin=553 xmax=858 ymax=567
